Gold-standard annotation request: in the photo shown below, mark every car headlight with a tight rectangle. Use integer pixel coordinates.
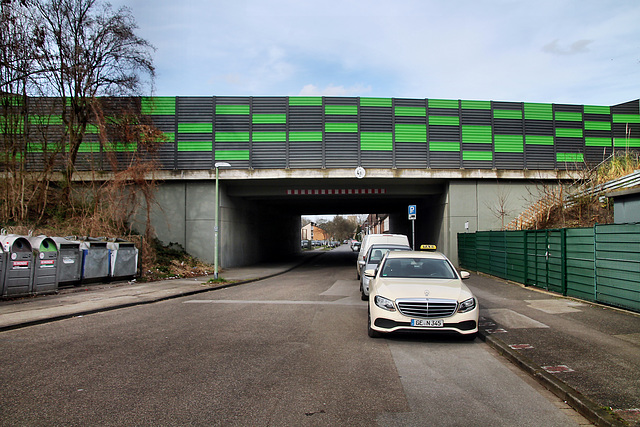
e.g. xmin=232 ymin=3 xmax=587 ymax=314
xmin=458 ymin=297 xmax=476 ymax=313
xmin=374 ymin=295 xmax=396 ymax=311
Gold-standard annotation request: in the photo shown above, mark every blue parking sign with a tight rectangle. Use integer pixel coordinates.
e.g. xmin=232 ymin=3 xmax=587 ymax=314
xmin=408 ymin=205 xmax=416 ymax=220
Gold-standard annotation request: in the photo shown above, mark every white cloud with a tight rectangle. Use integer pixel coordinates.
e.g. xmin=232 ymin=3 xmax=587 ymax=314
xmin=112 ymin=0 xmax=640 ymax=104
xmin=542 ymin=39 xmax=594 ymax=56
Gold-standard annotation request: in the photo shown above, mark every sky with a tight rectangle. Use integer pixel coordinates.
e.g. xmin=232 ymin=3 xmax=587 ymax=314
xmin=109 ymin=0 xmax=639 ymax=106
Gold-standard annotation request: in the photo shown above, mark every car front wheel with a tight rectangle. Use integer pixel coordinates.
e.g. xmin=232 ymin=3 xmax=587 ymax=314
xmin=462 ymin=332 xmax=477 ymax=341
xmin=367 ymin=308 xmax=382 ymax=338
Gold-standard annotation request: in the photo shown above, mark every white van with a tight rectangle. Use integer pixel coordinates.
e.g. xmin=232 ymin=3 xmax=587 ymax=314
xmin=356 ymin=234 xmax=410 ymax=279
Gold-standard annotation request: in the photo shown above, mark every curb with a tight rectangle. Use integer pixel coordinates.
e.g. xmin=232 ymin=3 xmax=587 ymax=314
xmin=478 ymin=330 xmax=626 ymax=427
xmin=0 ymin=253 xmax=322 ymax=333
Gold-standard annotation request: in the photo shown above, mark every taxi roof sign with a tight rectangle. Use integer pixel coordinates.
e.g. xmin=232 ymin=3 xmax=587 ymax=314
xmin=419 ymin=244 xmax=437 ymax=251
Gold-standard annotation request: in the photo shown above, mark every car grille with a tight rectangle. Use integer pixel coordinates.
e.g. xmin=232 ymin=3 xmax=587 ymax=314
xmin=396 ymin=298 xmax=458 ymax=319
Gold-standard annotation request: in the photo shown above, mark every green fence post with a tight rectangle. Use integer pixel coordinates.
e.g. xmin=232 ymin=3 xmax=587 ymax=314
xmin=561 ymin=228 xmax=567 ymax=296
xmin=532 ymin=231 xmax=537 ymax=287
xmin=593 ymin=223 xmax=598 ymax=302
xmin=531 ymin=231 xmax=536 ymax=287
xmin=545 ymin=230 xmax=550 ymax=291
xmin=503 ymin=230 xmax=507 ymax=278
xmin=523 ymin=231 xmax=529 ymax=286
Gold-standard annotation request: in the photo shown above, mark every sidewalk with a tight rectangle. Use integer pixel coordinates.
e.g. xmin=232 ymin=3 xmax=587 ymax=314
xmin=1 ymin=252 xmax=638 ymax=426
xmin=468 ymin=274 xmax=640 ymax=427
xmin=0 ymin=252 xmax=318 ymax=332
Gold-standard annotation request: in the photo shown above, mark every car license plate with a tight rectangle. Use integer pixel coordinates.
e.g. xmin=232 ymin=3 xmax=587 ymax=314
xmin=411 ymin=319 xmax=444 ymax=327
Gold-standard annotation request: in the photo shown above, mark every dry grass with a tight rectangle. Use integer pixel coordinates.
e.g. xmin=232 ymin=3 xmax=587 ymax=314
xmin=528 ymin=152 xmax=639 ymax=230
xmin=143 ymin=240 xmax=216 ymax=282
xmin=594 ymin=151 xmax=640 ymax=184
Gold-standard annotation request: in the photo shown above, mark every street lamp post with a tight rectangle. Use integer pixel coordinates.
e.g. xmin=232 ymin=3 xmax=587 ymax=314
xmin=214 ymin=162 xmax=231 ymax=279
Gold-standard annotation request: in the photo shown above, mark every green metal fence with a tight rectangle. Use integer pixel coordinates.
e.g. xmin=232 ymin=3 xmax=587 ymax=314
xmin=458 ymin=223 xmax=640 ymax=312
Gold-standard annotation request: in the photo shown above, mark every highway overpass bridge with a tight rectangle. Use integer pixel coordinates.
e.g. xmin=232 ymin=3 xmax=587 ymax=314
xmin=132 ymin=96 xmax=639 ymax=267
xmin=10 ymin=96 xmax=640 ymax=267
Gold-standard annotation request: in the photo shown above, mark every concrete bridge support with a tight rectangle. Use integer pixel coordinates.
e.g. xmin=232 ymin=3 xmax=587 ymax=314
xmin=444 ymin=180 xmax=547 ymax=265
xmin=147 ymin=180 xmax=300 ymax=269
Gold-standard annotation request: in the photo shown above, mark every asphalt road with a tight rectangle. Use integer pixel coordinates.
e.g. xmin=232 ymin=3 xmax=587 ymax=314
xmin=0 ymin=247 xmax=589 ymax=426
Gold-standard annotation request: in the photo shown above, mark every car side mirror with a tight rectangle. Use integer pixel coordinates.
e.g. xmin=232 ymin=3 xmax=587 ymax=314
xmin=460 ymin=271 xmax=470 ymax=280
xmin=358 ymin=260 xmax=366 ymax=267
xmin=364 ymin=269 xmax=375 ymax=278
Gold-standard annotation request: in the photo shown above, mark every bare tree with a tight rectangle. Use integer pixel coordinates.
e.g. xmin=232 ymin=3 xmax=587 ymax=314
xmin=485 ymin=184 xmax=512 ymax=230
xmin=1 ymin=0 xmax=162 ymax=271
xmin=1 ymin=0 xmax=38 ymax=222
xmin=27 ymin=0 xmax=155 ymax=205
xmin=317 ymin=215 xmax=358 ymax=241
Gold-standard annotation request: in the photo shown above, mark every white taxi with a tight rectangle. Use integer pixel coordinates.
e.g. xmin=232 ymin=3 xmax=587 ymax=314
xmin=365 ymin=250 xmax=478 ymax=339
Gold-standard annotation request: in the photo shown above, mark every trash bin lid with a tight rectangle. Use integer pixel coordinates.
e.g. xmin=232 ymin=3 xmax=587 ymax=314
xmin=28 ymin=235 xmax=58 ymax=253
xmin=51 ymin=236 xmax=81 ymax=250
xmin=78 ymin=239 xmax=108 ymax=249
xmin=106 ymin=241 xmax=135 ymax=250
xmin=1 ymin=235 xmax=32 ymax=253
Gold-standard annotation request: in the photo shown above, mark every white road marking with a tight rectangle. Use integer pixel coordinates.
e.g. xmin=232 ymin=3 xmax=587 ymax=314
xmin=526 ymin=299 xmax=586 ymax=314
xmin=320 ymin=280 xmax=356 ymax=296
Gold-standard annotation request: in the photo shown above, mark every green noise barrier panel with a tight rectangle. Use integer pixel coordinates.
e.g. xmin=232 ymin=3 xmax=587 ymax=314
xmin=141 ymin=97 xmax=175 ymax=115
xmin=361 ymin=132 xmax=392 ymax=151
xmin=461 ymin=100 xmax=491 ymax=110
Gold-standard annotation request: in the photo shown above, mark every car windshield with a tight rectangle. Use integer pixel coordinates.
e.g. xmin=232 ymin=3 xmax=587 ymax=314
xmin=367 ymin=247 xmax=409 ymax=265
xmin=380 ymin=257 xmax=457 ymax=279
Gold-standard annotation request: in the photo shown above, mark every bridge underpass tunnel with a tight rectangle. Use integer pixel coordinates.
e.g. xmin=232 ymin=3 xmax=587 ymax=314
xmin=143 ymin=174 xmax=554 ymax=269
xmin=217 ymin=177 xmax=450 ymax=266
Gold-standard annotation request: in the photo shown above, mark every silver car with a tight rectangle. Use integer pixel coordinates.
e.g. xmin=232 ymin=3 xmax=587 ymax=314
xmin=360 ymin=244 xmax=412 ymax=300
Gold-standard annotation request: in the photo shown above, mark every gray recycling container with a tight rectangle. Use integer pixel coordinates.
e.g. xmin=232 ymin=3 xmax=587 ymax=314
xmin=78 ymin=238 xmax=110 ymax=282
xmin=52 ymin=237 xmax=82 ymax=284
xmin=28 ymin=235 xmax=59 ymax=294
xmin=106 ymin=240 xmax=138 ymax=279
xmin=1 ymin=235 xmax=34 ymax=297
